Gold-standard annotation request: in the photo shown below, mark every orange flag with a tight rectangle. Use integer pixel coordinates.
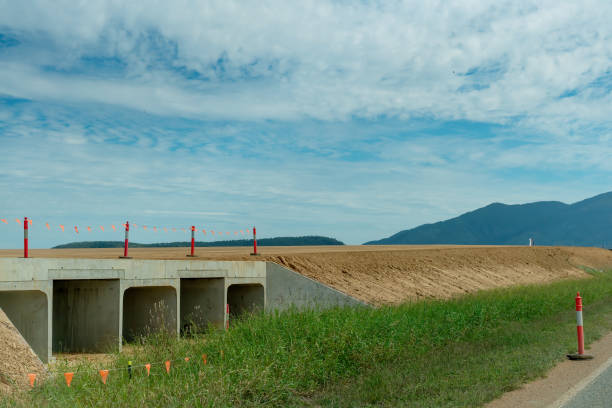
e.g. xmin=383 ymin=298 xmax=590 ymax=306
xmin=64 ymin=372 xmax=74 ymax=387
xmin=87 ymin=226 xmax=92 ymax=232
xmin=143 ymin=225 xmax=147 ymax=230
xmin=202 ymin=229 xmax=206 ymax=234
xmin=1 ymin=219 xmax=6 ymax=224
xmin=99 ymin=369 xmax=109 ymax=384
xmin=234 ymin=231 xmax=238 ymax=235
xmin=211 ymin=230 xmax=215 ymax=235
xmin=100 ymin=226 xmax=105 ymax=232
xmin=165 ymin=360 xmax=171 ymax=374
xmin=74 ymin=226 xmax=79 ymax=234
xmin=145 ymin=363 xmax=151 ymax=376
xmin=111 ymin=225 xmax=116 ymax=231
xmin=153 ymin=226 xmax=157 ymax=232
xmin=28 ymin=373 xmax=36 ymax=387
xmin=28 ymin=219 xmax=32 ymax=225
xmin=163 ymin=227 xmax=168 ymax=232
xmin=45 ymin=223 xmax=50 ymax=230
xmin=60 ymin=225 xmax=65 ymax=232
xmin=15 ymin=218 xmax=20 ymax=224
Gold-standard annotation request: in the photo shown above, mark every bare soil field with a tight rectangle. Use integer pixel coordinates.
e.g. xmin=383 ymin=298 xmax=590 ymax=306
xmin=2 ymin=245 xmax=611 ymax=305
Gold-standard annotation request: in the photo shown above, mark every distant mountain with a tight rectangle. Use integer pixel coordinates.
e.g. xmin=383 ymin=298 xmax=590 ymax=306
xmin=365 ymin=192 xmax=612 ymax=247
xmin=52 ymin=235 xmax=344 ymax=249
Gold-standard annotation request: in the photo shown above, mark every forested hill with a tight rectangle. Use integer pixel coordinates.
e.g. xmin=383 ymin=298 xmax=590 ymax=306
xmin=365 ymin=191 xmax=612 ymax=247
xmin=52 ymin=236 xmax=344 ymax=249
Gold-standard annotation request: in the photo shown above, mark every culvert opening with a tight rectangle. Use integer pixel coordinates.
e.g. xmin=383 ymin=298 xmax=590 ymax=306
xmin=227 ymin=284 xmax=265 ymax=319
xmin=180 ymin=278 xmax=225 ymax=334
xmin=0 ymin=290 xmax=48 ymax=362
xmin=122 ymin=286 xmax=177 ymax=343
xmin=52 ymin=279 xmax=120 ymax=353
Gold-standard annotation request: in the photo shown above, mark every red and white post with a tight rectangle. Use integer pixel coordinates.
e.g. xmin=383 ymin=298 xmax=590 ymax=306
xmin=23 ymin=217 xmax=28 ymax=258
xmin=250 ymin=226 xmax=259 ymax=256
xmin=187 ymin=226 xmax=197 ymax=257
xmin=568 ymin=292 xmax=593 ymax=360
xmin=119 ymin=221 xmax=132 ymax=259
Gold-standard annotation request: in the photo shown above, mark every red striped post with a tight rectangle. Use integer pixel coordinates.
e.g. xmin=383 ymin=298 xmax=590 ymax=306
xmin=119 ymin=221 xmax=132 ymax=259
xmin=568 ymin=292 xmax=593 ymax=360
xmin=23 ymin=217 xmax=28 ymax=258
xmin=250 ymin=226 xmax=259 ymax=256
xmin=186 ymin=226 xmax=197 ymax=257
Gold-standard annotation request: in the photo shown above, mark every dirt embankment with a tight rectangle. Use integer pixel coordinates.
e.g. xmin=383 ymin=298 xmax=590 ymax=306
xmin=0 ymin=309 xmax=46 ymax=394
xmin=2 ymin=245 xmax=611 ymax=305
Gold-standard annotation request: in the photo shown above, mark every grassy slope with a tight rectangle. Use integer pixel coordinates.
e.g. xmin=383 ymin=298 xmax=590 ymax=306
xmin=6 ymin=269 xmax=612 ymax=407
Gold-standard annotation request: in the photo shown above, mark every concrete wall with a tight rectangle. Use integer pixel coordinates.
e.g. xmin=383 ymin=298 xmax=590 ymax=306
xmin=122 ymin=286 xmax=177 ymax=342
xmin=227 ymin=284 xmax=265 ymax=317
xmin=180 ymin=278 xmax=225 ymax=331
xmin=0 ymin=291 xmax=48 ymax=362
xmin=265 ymin=263 xmax=365 ymax=310
xmin=53 ymin=279 xmax=120 ymax=353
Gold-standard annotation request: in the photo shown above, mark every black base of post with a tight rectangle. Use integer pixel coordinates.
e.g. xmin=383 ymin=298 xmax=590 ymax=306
xmin=119 ymin=256 xmax=132 ymax=259
xmin=567 ymin=354 xmax=594 ymax=360
xmin=186 ymin=255 xmax=198 ymax=257
xmin=250 ymin=253 xmax=260 ymax=256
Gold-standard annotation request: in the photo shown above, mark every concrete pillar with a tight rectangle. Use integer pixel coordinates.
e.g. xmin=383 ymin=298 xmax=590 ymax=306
xmin=122 ymin=286 xmax=177 ymax=342
xmin=180 ymin=278 xmax=225 ymax=332
xmin=52 ymin=280 xmax=120 ymax=353
xmin=0 ymin=290 xmax=49 ymax=362
xmin=227 ymin=284 xmax=265 ymax=318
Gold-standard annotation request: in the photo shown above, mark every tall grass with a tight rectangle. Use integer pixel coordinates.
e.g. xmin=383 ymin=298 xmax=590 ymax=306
xmin=7 ymin=270 xmax=612 ymax=407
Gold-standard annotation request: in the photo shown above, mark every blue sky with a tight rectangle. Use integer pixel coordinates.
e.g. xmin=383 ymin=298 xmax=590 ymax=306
xmin=0 ymin=0 xmax=611 ymax=248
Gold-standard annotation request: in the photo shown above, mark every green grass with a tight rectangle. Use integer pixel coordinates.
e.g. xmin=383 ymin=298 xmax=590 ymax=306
xmin=6 ymin=270 xmax=612 ymax=407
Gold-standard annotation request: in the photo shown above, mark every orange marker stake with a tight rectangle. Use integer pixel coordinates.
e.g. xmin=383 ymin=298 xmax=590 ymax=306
xmin=111 ymin=225 xmax=116 ymax=231
xmin=45 ymin=223 xmax=50 ymax=230
xmin=202 ymin=354 xmax=207 ymax=365
xmin=100 ymin=226 xmax=105 ymax=232
xmin=1 ymin=219 xmax=7 ymax=224
xmin=184 ymin=357 xmax=190 ymax=362
xmin=87 ymin=226 xmax=92 ymax=232
xmin=28 ymin=373 xmax=36 ymax=387
xmin=99 ymin=370 xmax=109 ymax=384
xmin=64 ymin=372 xmax=74 ymax=387
xmin=165 ymin=360 xmax=171 ymax=374
xmin=145 ymin=363 xmax=151 ymax=376
xmin=74 ymin=226 xmax=79 ymax=234
xmin=60 ymin=225 xmax=64 ymax=232
xmin=15 ymin=218 xmax=20 ymax=224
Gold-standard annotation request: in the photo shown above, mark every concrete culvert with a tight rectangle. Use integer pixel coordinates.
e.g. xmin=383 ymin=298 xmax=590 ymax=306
xmin=227 ymin=283 xmax=265 ymax=318
xmin=122 ymin=286 xmax=177 ymax=342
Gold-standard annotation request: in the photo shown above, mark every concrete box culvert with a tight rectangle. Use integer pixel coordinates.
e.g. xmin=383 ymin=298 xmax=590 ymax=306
xmin=0 ymin=258 xmax=362 ymax=362
xmin=122 ymin=286 xmax=177 ymax=342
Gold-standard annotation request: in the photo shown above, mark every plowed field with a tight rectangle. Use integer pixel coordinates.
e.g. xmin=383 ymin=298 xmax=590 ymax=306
xmin=2 ymin=245 xmax=611 ymax=305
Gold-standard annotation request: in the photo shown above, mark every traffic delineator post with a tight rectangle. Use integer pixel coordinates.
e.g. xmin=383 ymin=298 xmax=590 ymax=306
xmin=28 ymin=373 xmax=36 ymax=387
xmin=145 ymin=363 xmax=151 ymax=376
xmin=202 ymin=354 xmax=207 ymax=365
xmin=568 ymin=292 xmax=594 ymax=360
xmin=99 ymin=370 xmax=109 ymax=384
xmin=186 ymin=226 xmax=197 ymax=257
xmin=165 ymin=360 xmax=171 ymax=374
xmin=23 ymin=217 xmax=28 ymax=258
xmin=64 ymin=372 xmax=74 ymax=387
xmin=250 ymin=226 xmax=260 ymax=256
xmin=119 ymin=221 xmax=132 ymax=259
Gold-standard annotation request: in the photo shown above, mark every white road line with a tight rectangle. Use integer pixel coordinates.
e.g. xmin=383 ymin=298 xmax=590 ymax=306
xmin=547 ymin=357 xmax=612 ymax=408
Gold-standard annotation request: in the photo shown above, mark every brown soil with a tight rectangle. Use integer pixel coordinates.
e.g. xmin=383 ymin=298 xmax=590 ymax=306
xmin=2 ymin=245 xmax=611 ymax=306
xmin=0 ymin=309 xmax=46 ymax=394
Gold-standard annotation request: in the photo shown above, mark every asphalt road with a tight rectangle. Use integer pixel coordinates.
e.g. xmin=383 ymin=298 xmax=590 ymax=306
xmin=561 ymin=359 xmax=612 ymax=408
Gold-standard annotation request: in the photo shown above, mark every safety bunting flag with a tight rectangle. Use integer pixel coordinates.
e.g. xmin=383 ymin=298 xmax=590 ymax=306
xmin=27 ymin=352 xmax=220 ymax=388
